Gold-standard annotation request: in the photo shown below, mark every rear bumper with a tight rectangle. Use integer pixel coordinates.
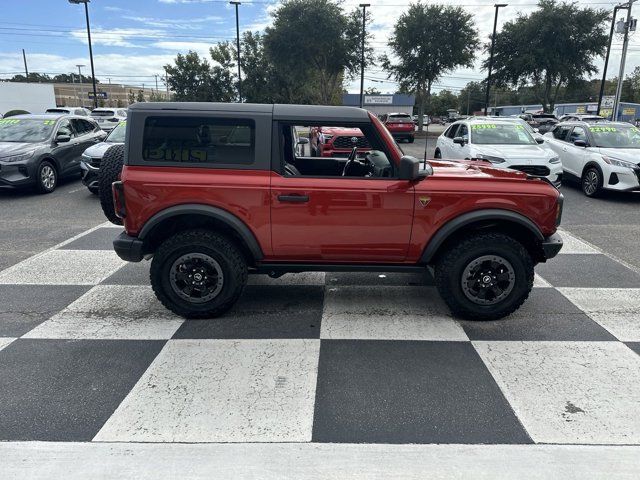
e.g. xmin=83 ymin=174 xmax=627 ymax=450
xmin=113 ymin=232 xmax=144 ymax=262
xmin=541 ymin=232 xmax=563 ymax=259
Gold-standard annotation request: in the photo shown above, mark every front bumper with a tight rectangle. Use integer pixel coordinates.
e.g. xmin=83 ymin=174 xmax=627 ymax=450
xmin=0 ymin=159 xmax=37 ymax=189
xmin=541 ymin=232 xmax=563 ymax=259
xmin=80 ymin=161 xmax=99 ymax=190
xmin=113 ymin=232 xmax=145 ymax=262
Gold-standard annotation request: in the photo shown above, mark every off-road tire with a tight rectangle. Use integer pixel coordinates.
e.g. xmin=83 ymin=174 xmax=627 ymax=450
xmin=98 ymin=144 xmax=125 ymax=225
xmin=150 ymin=229 xmax=248 ymax=319
xmin=581 ymin=166 xmax=603 ymax=198
xmin=36 ymin=160 xmax=57 ymax=194
xmin=434 ymin=232 xmax=534 ymax=321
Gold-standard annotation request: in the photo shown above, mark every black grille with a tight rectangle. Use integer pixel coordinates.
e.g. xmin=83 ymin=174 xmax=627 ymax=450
xmin=332 ymin=136 xmax=370 ymax=149
xmin=89 ymin=157 xmax=101 ymax=168
xmin=511 ymin=165 xmax=550 ymax=177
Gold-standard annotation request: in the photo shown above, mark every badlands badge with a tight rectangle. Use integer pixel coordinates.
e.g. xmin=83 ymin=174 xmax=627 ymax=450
xmin=419 ymin=196 xmax=431 ymax=207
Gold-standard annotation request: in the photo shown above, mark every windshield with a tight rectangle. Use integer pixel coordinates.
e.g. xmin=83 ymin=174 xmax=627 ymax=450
xmin=91 ymin=110 xmax=115 ymax=117
xmin=471 ymin=123 xmax=537 ymax=145
xmin=0 ymin=118 xmax=54 ymax=143
xmin=106 ymin=121 xmax=126 ymax=143
xmin=590 ymin=125 xmax=640 ymax=148
xmin=389 ymin=114 xmax=412 ymax=122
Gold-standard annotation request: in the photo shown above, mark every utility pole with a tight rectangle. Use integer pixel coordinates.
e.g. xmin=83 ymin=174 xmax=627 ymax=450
xmin=598 ymin=5 xmax=627 ymax=115
xmin=484 ymin=3 xmax=508 ymax=115
xmin=230 ymin=1 xmax=242 ymax=102
xmin=155 ymin=74 xmax=159 ymax=95
xmin=22 ymin=49 xmax=29 ymax=81
xmin=69 ymin=0 xmax=98 ymax=109
xmin=76 ymin=64 xmax=85 ymax=83
xmin=613 ymin=0 xmax=636 ymax=121
xmin=359 ymin=3 xmax=370 ymax=109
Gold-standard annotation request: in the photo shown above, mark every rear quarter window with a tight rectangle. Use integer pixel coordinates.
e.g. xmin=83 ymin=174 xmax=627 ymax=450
xmin=142 ymin=116 xmax=255 ymax=166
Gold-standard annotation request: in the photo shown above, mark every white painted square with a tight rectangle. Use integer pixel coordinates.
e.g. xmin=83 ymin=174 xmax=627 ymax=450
xmin=23 ymin=285 xmax=183 ymax=340
xmin=559 ymin=288 xmax=640 ymax=341
xmin=94 ymin=339 xmax=320 ymax=442
xmin=0 ymin=338 xmax=15 ymax=351
xmin=557 ymin=230 xmax=600 ymax=254
xmin=0 ymin=250 xmax=125 ymax=285
xmin=321 ymin=286 xmax=468 ymax=341
xmin=248 ymin=272 xmax=326 ymax=285
xmin=474 ymin=341 xmax=640 ymax=444
xmin=533 ymin=274 xmax=552 ymax=288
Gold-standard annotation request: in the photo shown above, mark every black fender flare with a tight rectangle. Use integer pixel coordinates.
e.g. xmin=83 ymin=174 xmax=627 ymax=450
xmin=420 ymin=209 xmax=544 ymax=263
xmin=581 ymin=161 xmax=604 ymax=180
xmin=139 ymin=204 xmax=264 ymax=261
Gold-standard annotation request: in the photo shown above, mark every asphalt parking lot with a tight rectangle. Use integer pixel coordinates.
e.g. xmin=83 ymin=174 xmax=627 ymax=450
xmin=1 ymin=156 xmax=639 ymax=477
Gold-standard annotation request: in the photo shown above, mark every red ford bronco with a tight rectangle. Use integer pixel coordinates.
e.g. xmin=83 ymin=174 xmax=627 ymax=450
xmin=99 ymin=102 xmax=563 ymax=321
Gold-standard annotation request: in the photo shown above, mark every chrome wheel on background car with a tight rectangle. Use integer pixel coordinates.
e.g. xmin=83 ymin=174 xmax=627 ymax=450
xmin=461 ymin=255 xmax=516 ymax=306
xmin=169 ymin=253 xmax=224 ymax=303
xmin=582 ymin=168 xmax=602 ymax=197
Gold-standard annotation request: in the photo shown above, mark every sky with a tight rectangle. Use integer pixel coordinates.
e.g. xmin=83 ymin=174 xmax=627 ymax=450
xmin=0 ymin=0 xmax=637 ymax=99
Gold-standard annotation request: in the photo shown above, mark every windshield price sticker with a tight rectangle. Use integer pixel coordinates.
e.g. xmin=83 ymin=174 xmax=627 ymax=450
xmin=0 ymin=119 xmax=20 ymax=125
xmin=43 ymin=120 xmax=55 ymax=125
xmin=471 ymin=124 xmax=497 ymax=129
xmin=590 ymin=126 xmax=617 ymax=132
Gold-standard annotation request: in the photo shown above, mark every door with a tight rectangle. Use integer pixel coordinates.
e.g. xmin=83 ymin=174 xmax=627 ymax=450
xmin=546 ymin=125 xmax=572 ymax=171
xmin=563 ymin=126 xmax=589 ymax=176
xmin=456 ymin=124 xmax=471 ymax=159
xmin=270 ymin=123 xmax=415 ymax=262
xmin=51 ymin=119 xmax=78 ymax=174
xmin=441 ymin=124 xmax=459 ymax=158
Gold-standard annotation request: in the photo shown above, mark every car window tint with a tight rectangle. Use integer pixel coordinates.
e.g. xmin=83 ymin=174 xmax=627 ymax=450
xmin=569 ymin=127 xmax=587 ymax=143
xmin=458 ymin=124 xmax=469 ymax=141
xmin=57 ymin=119 xmax=75 ymax=137
xmin=552 ymin=126 xmax=571 ymax=141
xmin=445 ymin=125 xmax=459 ymax=139
xmin=71 ymin=119 xmax=89 ymax=136
xmin=142 ymin=116 xmax=255 ymax=165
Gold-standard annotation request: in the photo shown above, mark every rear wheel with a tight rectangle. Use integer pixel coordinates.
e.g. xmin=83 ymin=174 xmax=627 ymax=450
xmin=434 ymin=232 xmax=534 ymax=320
xmin=408 ymin=136 xmax=414 ymax=143
xmin=36 ymin=161 xmax=57 ymax=194
xmin=150 ymin=229 xmax=248 ymax=319
xmin=98 ymin=144 xmax=125 ymax=225
xmin=582 ymin=166 xmax=602 ymax=197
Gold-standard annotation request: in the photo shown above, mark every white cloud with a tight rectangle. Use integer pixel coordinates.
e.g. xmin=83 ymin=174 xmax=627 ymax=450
xmin=70 ymin=28 xmax=165 ymax=48
xmin=124 ymin=15 xmax=224 ymax=29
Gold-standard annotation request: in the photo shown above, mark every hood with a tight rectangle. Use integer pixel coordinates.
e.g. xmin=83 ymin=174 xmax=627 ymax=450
xmin=0 ymin=142 xmax=39 ymax=158
xmin=592 ymin=147 xmax=640 ymax=166
xmin=83 ymin=141 xmax=122 ymax=158
xmin=429 ymin=159 xmax=529 ymax=181
xmin=321 ymin=126 xmax=363 ymax=136
xmin=473 ymin=144 xmax=553 ymax=163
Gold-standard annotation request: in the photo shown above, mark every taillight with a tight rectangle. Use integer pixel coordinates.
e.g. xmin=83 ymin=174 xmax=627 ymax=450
xmin=112 ymin=181 xmax=126 ymax=219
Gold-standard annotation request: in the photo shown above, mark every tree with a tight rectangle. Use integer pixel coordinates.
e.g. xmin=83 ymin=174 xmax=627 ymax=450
xmin=240 ymin=31 xmax=278 ymax=103
xmin=458 ymin=82 xmax=485 ymax=115
xmin=52 ymin=73 xmax=97 ymax=84
xmin=488 ymin=0 xmax=609 ymax=112
xmin=364 ymin=86 xmax=381 ymax=95
xmin=164 ymin=50 xmax=235 ymax=102
xmin=382 ymin=4 xmax=478 ymax=131
xmin=136 ymin=90 xmax=146 ymax=102
xmin=429 ymin=89 xmax=459 ymax=116
xmin=8 ymin=72 xmax=52 ymax=83
xmin=264 ymin=0 xmax=372 ymax=104
xmin=127 ymin=90 xmax=136 ymax=105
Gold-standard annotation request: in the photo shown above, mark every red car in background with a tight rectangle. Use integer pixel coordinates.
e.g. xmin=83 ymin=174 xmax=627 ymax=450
xmin=379 ymin=112 xmax=415 ymax=143
xmin=309 ymin=126 xmax=370 ymax=157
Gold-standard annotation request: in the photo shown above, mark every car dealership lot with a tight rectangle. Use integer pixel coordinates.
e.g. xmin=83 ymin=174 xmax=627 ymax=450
xmin=1 ymin=167 xmax=639 ymax=477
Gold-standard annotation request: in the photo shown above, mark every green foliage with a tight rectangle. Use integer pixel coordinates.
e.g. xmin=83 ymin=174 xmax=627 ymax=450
xmin=488 ymin=0 xmax=609 ymax=112
xmin=136 ymin=90 xmax=146 ymax=102
xmin=164 ymin=51 xmax=235 ymax=102
xmin=127 ymin=90 xmax=136 ymax=105
xmin=382 ymin=3 xmax=478 ymax=130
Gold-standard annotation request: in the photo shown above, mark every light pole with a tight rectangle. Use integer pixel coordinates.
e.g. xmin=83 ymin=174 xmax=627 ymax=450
xmin=230 ymin=1 xmax=242 ymax=102
xmin=359 ymin=3 xmax=370 ymax=109
xmin=484 ymin=3 xmax=507 ymax=116
xmin=612 ymin=0 xmax=636 ymax=121
xmin=22 ymin=49 xmax=29 ymax=81
xmin=69 ymin=0 xmax=98 ymax=109
xmin=598 ymin=4 xmax=627 ymax=116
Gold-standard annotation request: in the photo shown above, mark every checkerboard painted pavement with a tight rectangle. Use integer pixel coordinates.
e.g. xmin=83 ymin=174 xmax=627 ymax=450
xmin=1 ymin=223 xmax=640 ymax=476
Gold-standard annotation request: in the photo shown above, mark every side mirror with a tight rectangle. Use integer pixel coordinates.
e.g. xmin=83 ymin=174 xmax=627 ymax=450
xmin=573 ymin=139 xmax=588 ymax=147
xmin=56 ymin=134 xmax=71 ymax=143
xmin=398 ymin=155 xmax=428 ymax=181
xmin=536 ymin=137 xmax=545 ymax=144
xmin=453 ymin=136 xmax=466 ymax=146
xmin=297 ymin=137 xmax=309 ymax=145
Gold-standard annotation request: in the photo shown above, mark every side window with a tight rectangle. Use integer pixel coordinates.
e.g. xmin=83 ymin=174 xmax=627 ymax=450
xmin=71 ymin=119 xmax=89 ymax=136
xmin=458 ymin=124 xmax=469 ymax=141
xmin=552 ymin=125 xmax=571 ymax=141
xmin=445 ymin=124 xmax=459 ymax=139
xmin=57 ymin=119 xmax=75 ymax=137
xmin=568 ymin=127 xmax=587 ymax=144
xmin=119 ymin=110 xmax=128 ymax=117
xmin=142 ymin=116 xmax=255 ymax=166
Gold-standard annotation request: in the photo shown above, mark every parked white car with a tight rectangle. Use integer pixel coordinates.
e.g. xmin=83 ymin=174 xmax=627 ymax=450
xmin=45 ymin=107 xmax=91 ymax=116
xmin=544 ymin=121 xmax=640 ymax=196
xmin=90 ymin=108 xmax=127 ymax=132
xmin=434 ymin=119 xmax=563 ymax=186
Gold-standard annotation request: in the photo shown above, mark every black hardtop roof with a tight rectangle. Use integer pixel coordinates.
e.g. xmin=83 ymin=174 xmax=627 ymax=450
xmin=129 ymin=102 xmax=371 ymax=123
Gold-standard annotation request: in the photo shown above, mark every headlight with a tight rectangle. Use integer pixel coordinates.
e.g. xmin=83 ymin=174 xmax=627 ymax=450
xmin=81 ymin=153 xmax=91 ymax=162
xmin=549 ymin=156 xmax=561 ymax=164
xmin=602 ymin=156 xmax=637 ymax=169
xmin=0 ymin=150 xmax=35 ymax=163
xmin=475 ymin=154 xmax=505 ymax=164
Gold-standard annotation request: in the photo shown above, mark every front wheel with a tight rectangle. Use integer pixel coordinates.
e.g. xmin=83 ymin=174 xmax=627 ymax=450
xmin=434 ymin=232 xmax=534 ymax=320
xmin=582 ymin=167 xmax=602 ymax=197
xmin=150 ymin=229 xmax=248 ymax=319
xmin=36 ymin=161 xmax=57 ymax=194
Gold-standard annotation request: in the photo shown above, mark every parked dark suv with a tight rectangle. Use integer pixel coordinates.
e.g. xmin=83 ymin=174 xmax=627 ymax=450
xmin=99 ymin=102 xmax=563 ymax=321
xmin=0 ymin=114 xmax=105 ymax=193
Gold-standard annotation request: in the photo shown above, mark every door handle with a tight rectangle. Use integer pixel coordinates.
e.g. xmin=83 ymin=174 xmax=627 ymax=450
xmin=278 ymin=194 xmax=309 ymax=203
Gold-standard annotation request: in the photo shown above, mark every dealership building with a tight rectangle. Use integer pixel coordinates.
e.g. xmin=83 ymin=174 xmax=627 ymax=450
xmin=490 ymin=101 xmax=640 ymax=122
xmin=342 ymin=93 xmax=415 ymax=116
